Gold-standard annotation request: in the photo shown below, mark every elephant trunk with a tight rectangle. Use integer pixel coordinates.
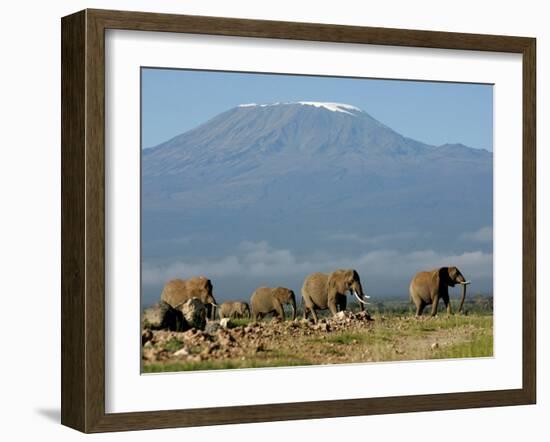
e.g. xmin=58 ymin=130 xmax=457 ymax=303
xmin=457 ymin=282 xmax=468 ymax=313
xmin=212 ymin=304 xmax=217 ymax=320
xmin=290 ymin=293 xmax=297 ymax=321
xmin=208 ymin=296 xmax=219 ymax=320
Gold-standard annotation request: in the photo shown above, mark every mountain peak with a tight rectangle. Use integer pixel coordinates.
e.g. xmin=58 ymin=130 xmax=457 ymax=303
xmin=238 ymin=101 xmax=362 ymax=115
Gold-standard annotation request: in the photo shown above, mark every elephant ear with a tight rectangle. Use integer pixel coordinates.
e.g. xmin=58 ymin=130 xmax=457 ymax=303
xmin=448 ymin=266 xmax=460 ymax=281
xmin=431 ymin=268 xmax=443 ymax=291
xmin=200 ymin=277 xmax=212 ymax=291
xmin=434 ymin=267 xmax=451 ymax=288
xmin=327 ymin=272 xmax=342 ymax=293
xmin=272 ymin=287 xmax=286 ymax=301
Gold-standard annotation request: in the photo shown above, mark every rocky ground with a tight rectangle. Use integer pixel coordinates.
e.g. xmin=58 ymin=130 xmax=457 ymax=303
xmin=141 ymin=311 xmax=493 ymax=373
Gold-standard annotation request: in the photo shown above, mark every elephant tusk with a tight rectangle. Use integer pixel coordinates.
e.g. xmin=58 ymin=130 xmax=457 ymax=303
xmin=458 ymin=281 xmax=471 ymax=285
xmin=211 ymin=302 xmax=220 ymax=308
xmin=353 ymin=291 xmax=370 ymax=305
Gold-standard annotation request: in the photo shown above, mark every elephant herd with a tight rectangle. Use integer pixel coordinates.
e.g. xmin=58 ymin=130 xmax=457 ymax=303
xmin=159 ymin=266 xmax=470 ymax=324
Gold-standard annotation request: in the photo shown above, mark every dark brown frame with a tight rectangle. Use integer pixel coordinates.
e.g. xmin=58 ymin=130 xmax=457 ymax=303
xmin=61 ymin=9 xmax=536 ymax=433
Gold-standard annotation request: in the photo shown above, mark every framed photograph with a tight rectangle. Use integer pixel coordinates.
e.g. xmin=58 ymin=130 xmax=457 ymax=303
xmin=61 ymin=9 xmax=536 ymax=433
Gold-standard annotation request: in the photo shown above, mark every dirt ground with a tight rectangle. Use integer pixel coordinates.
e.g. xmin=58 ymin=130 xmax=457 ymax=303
xmin=142 ymin=310 xmax=493 ymax=373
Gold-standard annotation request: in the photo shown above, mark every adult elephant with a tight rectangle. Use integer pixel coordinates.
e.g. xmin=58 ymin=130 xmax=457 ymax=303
xmin=409 ymin=266 xmax=470 ymax=317
xmin=218 ymin=301 xmax=251 ymax=319
xmin=160 ymin=276 xmax=219 ymax=320
xmin=250 ymin=287 xmax=296 ymax=321
xmin=301 ymin=269 xmax=370 ymax=323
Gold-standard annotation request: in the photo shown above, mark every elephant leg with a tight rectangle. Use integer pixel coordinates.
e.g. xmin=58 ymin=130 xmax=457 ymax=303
xmin=442 ymin=295 xmax=452 ymax=315
xmin=310 ymin=307 xmax=319 ymax=324
xmin=328 ymin=298 xmax=338 ymax=316
xmin=415 ymin=299 xmax=425 ymax=317
xmin=275 ymin=302 xmax=285 ymax=321
xmin=338 ymin=295 xmax=347 ymax=312
xmin=430 ymin=295 xmax=440 ymax=317
xmin=301 ymin=298 xmax=308 ymax=319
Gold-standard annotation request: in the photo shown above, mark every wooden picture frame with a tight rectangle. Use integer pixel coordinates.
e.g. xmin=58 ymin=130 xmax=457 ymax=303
xmin=61 ymin=8 xmax=536 ymax=433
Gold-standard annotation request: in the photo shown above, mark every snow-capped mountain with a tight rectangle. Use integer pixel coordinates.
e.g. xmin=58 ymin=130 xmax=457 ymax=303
xmin=141 ymin=102 xmax=492 ymax=301
xmin=143 ymin=101 xmax=491 ymax=209
xmin=238 ymin=101 xmax=362 ymax=115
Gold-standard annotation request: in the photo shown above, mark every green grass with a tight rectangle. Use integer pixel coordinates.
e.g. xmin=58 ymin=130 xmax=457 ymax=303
xmin=432 ymin=333 xmax=493 ymax=359
xmin=323 ymin=333 xmax=371 ymax=345
xmin=226 ymin=318 xmax=253 ymax=328
xmin=368 ymin=295 xmax=493 ymax=316
xmin=320 ymin=347 xmax=346 ymax=357
xmin=143 ymin=357 xmax=313 ymax=373
xmin=163 ymin=338 xmax=184 ymax=353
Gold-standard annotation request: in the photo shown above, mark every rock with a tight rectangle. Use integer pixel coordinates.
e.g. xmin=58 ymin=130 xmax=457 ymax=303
xmin=232 ymin=326 xmax=245 ymax=338
xmin=244 ymin=324 xmax=259 ymax=334
xmin=202 ymin=343 xmax=220 ymax=355
xmin=142 ymin=329 xmax=153 ymax=345
xmin=155 ymin=349 xmax=171 ymax=361
xmin=173 ymin=347 xmax=190 ymax=357
xmin=178 ymin=298 xmax=207 ymax=330
xmin=217 ymin=329 xmax=236 ymax=347
xmin=205 ymin=321 xmax=221 ymax=335
xmin=220 ymin=318 xmax=231 ymax=329
xmin=335 ymin=311 xmax=347 ymax=321
xmin=142 ymin=302 xmax=188 ymax=331
xmin=356 ymin=310 xmax=373 ymax=321
xmin=314 ymin=321 xmax=331 ymax=332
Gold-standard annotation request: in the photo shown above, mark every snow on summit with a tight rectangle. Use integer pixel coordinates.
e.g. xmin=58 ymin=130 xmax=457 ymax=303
xmin=296 ymin=102 xmax=361 ymax=115
xmin=238 ymin=101 xmax=362 ymax=115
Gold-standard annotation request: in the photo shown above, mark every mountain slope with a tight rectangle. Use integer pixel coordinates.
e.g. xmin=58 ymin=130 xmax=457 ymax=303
xmin=142 ymin=102 xmax=491 ymax=213
xmin=141 ymin=101 xmax=492 ymax=301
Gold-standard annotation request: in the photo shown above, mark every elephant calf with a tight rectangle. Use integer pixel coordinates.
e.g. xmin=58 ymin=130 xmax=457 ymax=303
xmin=409 ymin=266 xmax=470 ymax=316
xmin=218 ymin=301 xmax=251 ymax=319
xmin=250 ymin=287 xmax=296 ymax=321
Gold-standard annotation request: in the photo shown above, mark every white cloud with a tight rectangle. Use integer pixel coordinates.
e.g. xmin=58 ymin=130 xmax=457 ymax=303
xmin=142 ymin=241 xmax=492 ymax=286
xmin=460 ymin=226 xmax=493 ymax=242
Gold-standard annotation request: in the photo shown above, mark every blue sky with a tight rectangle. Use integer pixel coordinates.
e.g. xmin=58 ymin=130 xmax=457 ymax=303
xmin=141 ymin=67 xmax=493 ymax=151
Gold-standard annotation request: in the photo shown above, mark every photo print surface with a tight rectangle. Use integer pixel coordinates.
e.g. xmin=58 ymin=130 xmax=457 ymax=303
xmin=140 ymin=68 xmax=493 ymax=373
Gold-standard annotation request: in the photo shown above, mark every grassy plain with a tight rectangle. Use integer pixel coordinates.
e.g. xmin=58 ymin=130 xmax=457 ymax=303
xmin=142 ymin=297 xmax=493 ymax=373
